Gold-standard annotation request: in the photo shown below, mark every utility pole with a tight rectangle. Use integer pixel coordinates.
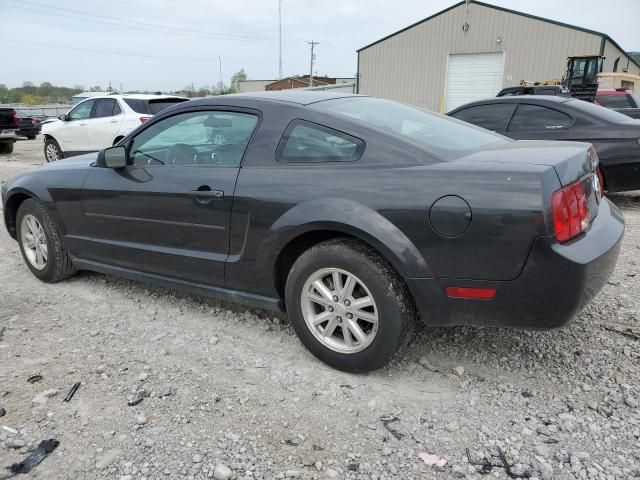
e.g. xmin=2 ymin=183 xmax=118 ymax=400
xmin=119 ymin=83 xmax=123 ymax=94
xmin=278 ymin=0 xmax=283 ymax=79
xmin=218 ymin=56 xmax=223 ymax=91
xmin=308 ymin=41 xmax=319 ymax=87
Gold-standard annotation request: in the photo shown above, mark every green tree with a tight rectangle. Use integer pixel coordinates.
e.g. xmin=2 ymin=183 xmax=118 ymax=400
xmin=230 ymin=69 xmax=247 ymax=93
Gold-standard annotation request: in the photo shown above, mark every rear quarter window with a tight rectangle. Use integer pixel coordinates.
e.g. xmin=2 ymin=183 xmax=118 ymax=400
xmin=276 ymin=120 xmax=364 ymax=163
xmin=508 ymin=104 xmax=573 ymax=131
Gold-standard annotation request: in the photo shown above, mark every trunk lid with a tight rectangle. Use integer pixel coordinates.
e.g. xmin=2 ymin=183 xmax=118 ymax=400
xmin=460 ymin=139 xmax=594 ymax=186
xmin=457 ymin=139 xmax=602 ymax=233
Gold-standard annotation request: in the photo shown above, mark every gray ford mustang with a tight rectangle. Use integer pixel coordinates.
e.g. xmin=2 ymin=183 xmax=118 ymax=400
xmin=1 ymin=91 xmax=624 ymax=372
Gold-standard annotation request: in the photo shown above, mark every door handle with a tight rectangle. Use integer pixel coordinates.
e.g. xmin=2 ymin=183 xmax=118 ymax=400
xmin=189 ymin=187 xmax=224 ymax=205
xmin=109 ymin=120 xmax=119 ymax=123
xmin=78 ymin=123 xmax=87 ymax=126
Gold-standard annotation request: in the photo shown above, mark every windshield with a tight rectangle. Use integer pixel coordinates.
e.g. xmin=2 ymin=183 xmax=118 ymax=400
xmin=311 ymin=97 xmax=509 ymax=157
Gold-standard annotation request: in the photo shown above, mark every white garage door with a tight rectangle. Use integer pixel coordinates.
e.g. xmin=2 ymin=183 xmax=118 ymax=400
xmin=445 ymin=52 xmax=504 ymax=112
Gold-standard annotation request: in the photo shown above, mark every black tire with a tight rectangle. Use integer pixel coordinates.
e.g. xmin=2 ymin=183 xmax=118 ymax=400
xmin=44 ymin=137 xmax=63 ymax=162
xmin=285 ymin=238 xmax=416 ymax=372
xmin=16 ymin=199 xmax=76 ymax=282
xmin=0 ymin=142 xmax=14 ymax=154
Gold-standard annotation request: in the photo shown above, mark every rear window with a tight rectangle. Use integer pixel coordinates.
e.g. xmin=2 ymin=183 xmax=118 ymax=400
xmin=595 ymin=94 xmax=634 ymax=109
xmin=123 ymin=98 xmax=187 ymax=115
xmin=566 ymin=98 xmax=637 ymax=123
xmin=311 ymin=97 xmax=508 ymax=157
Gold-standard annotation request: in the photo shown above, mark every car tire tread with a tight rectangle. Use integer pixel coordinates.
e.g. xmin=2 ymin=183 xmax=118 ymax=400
xmin=17 ymin=199 xmax=76 ymax=283
xmin=285 ymin=238 xmax=417 ymax=372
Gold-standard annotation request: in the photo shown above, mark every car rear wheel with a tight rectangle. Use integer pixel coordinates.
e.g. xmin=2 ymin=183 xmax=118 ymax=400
xmin=0 ymin=142 xmax=14 ymax=154
xmin=44 ymin=137 xmax=62 ymax=162
xmin=285 ymin=238 xmax=416 ymax=372
xmin=16 ymin=199 xmax=76 ymax=282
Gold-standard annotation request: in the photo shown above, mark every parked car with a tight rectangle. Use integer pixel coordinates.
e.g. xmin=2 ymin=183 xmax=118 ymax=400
xmin=0 ymin=107 xmax=19 ymax=154
xmin=2 ymin=91 xmax=624 ymax=372
xmin=594 ymin=89 xmax=640 ymax=119
xmin=448 ymin=96 xmax=640 ymax=192
xmin=16 ymin=110 xmax=42 ymax=140
xmin=42 ymin=94 xmax=188 ymax=162
xmin=497 ymin=85 xmax=570 ymax=97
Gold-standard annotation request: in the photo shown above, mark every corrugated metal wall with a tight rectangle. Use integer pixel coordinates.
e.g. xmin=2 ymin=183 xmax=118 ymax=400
xmin=358 ymin=2 xmax=604 ymax=111
xmin=602 ymin=40 xmax=640 ymax=76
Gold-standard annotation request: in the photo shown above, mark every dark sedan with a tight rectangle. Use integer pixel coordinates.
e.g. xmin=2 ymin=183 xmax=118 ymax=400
xmin=2 ymin=92 xmax=624 ymax=372
xmin=448 ymin=96 xmax=640 ymax=192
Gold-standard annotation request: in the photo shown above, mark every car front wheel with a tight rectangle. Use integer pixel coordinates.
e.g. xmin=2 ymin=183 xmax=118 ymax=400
xmin=285 ymin=238 xmax=416 ymax=372
xmin=16 ymin=199 xmax=76 ymax=282
xmin=44 ymin=137 xmax=62 ymax=162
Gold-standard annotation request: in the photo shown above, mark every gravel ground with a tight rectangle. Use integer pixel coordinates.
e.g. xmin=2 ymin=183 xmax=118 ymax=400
xmin=1 ymin=137 xmax=639 ymax=480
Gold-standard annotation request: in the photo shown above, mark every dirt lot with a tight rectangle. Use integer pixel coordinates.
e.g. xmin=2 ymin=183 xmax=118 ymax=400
xmin=1 ymin=138 xmax=639 ymax=480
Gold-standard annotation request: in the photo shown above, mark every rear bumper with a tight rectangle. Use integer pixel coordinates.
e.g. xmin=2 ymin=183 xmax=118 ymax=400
xmin=0 ymin=129 xmax=18 ymax=143
xmin=406 ymin=198 xmax=624 ymax=329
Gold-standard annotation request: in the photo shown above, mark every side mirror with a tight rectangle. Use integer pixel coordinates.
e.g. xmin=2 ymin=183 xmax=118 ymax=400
xmin=58 ymin=114 xmax=67 ymax=121
xmin=97 ymin=145 xmax=127 ymax=168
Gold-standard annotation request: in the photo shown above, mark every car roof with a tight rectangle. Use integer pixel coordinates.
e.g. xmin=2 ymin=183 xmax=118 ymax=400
xmin=80 ymin=94 xmax=187 ymax=101
xmin=191 ymin=90 xmax=364 ymax=106
xmin=451 ymin=95 xmax=573 ymax=111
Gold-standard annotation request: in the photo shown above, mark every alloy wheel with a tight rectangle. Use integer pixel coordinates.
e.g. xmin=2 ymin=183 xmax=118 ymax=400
xmin=20 ymin=214 xmax=48 ymax=270
xmin=300 ymin=267 xmax=379 ymax=354
xmin=45 ymin=143 xmax=59 ymax=162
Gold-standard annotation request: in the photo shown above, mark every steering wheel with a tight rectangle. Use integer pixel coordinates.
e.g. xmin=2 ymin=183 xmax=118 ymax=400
xmin=165 ymin=143 xmax=198 ymax=165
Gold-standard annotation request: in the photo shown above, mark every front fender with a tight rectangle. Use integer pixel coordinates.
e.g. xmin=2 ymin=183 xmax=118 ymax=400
xmin=257 ymin=197 xmax=431 ymax=279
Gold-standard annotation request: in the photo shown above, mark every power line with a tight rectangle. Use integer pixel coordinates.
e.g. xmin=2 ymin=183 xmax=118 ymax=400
xmin=1 ymin=0 xmax=305 ymax=44
xmin=0 ymin=38 xmax=310 ymax=66
xmin=1 ymin=0 xmax=355 ymax=51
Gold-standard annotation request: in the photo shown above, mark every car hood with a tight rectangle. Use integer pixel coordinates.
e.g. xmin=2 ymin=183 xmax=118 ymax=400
xmin=456 ymin=139 xmax=592 ymax=186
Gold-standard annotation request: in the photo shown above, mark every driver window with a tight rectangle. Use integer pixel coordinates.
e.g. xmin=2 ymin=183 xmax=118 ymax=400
xmin=129 ymin=111 xmax=258 ymax=167
xmin=68 ymin=100 xmax=95 ymax=121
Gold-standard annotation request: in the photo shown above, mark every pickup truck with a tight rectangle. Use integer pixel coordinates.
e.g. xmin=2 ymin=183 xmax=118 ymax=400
xmin=0 ymin=107 xmax=19 ymax=154
xmin=594 ymin=89 xmax=640 ymax=119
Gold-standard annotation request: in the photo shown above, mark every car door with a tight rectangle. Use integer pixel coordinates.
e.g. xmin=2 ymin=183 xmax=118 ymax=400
xmin=74 ymin=108 xmax=260 ymax=286
xmin=505 ymin=103 xmax=575 ymax=140
xmin=448 ymin=103 xmax=516 ymax=134
xmin=57 ymin=99 xmax=96 ymax=151
xmin=87 ymin=98 xmax=124 ymax=149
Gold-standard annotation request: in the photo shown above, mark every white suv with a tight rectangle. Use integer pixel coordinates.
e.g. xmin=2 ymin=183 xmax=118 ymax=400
xmin=42 ymin=94 xmax=188 ymax=162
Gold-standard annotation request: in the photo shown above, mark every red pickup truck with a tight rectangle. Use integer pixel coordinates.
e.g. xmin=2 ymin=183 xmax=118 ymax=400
xmin=0 ymin=107 xmax=19 ymax=154
xmin=594 ymin=89 xmax=640 ymax=119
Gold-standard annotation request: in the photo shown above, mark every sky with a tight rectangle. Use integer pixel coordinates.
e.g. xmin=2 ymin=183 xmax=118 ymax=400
xmin=2 ymin=0 xmax=639 ymax=92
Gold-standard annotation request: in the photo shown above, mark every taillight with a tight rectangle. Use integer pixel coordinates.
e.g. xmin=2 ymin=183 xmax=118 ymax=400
xmin=636 ymin=138 xmax=640 ymax=145
xmin=12 ymin=110 xmax=19 ymax=127
xmin=595 ymin=166 xmax=604 ymax=197
xmin=139 ymin=116 xmax=151 ymax=124
xmin=551 ymin=180 xmax=589 ymax=243
xmin=31 ymin=119 xmax=38 ymax=126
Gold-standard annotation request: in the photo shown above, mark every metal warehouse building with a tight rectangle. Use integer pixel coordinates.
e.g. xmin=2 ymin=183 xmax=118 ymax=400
xmin=356 ymin=0 xmax=640 ymax=112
